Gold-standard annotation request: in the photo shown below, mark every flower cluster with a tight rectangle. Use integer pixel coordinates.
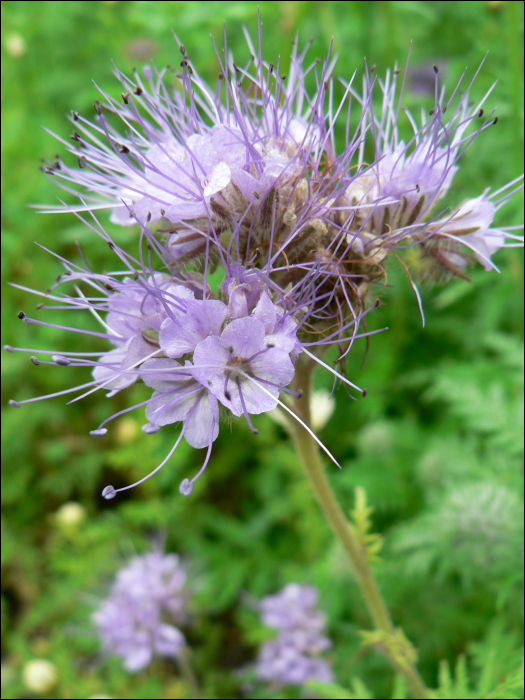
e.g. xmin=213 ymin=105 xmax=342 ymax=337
xmin=92 ymin=551 xmax=188 ymax=672
xmin=255 ymin=583 xmax=333 ymax=685
xmin=7 ymin=24 xmax=523 ymax=497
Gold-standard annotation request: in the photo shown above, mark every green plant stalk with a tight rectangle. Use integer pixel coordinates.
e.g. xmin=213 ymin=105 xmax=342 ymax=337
xmin=290 ymin=356 xmax=429 ymax=699
xmin=178 ymin=646 xmax=201 ymax=699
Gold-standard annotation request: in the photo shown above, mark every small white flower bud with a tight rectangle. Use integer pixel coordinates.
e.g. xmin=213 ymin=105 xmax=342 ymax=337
xmin=55 ymin=502 xmax=86 ymax=531
xmin=6 ymin=34 xmax=26 ymax=58
xmin=22 ymin=660 xmax=58 ymax=694
xmin=115 ymin=417 xmax=138 ymax=445
xmin=310 ymin=389 xmax=336 ymax=432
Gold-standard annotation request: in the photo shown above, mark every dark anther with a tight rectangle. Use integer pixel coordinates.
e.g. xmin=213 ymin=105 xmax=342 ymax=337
xmin=36 ymin=303 xmax=44 ymax=310
xmin=146 ymin=212 xmax=152 ymax=222
xmin=492 ymin=117 xmax=498 ymax=125
xmin=269 ymin=64 xmax=274 ymax=73
xmin=429 ymin=109 xmax=435 ymax=116
xmin=94 ymin=101 xmax=103 ymax=115
xmin=119 ymin=144 xmax=130 ymax=154
xmin=266 ymin=343 xmax=275 ymax=348
xmin=18 ymin=311 xmax=26 ymax=320
xmin=394 ymin=69 xmax=401 ymax=75
xmin=56 ymin=274 xmax=62 ymax=282
xmin=362 ymin=387 xmax=368 ymax=398
xmin=297 ymin=390 xmax=304 ymax=398
xmin=30 ymin=356 xmax=40 ymax=366
xmin=218 ymin=72 xmax=224 ymax=80
xmin=224 ymin=390 xmax=231 ymax=401
xmin=78 ymin=156 xmax=87 ymax=169
xmin=71 ymin=131 xmax=81 ymax=141
xmin=133 ymin=86 xmax=143 ymax=95
xmin=108 ymin=241 xmax=115 ymax=250
xmin=442 ymin=105 xmax=447 ymax=113
xmin=122 ymin=93 xmax=129 ymax=104
xmin=371 ymin=65 xmax=376 ymax=73
xmin=44 ymin=167 xmax=54 ymax=174
xmin=133 ymin=271 xmax=139 ymax=280
xmin=187 ymin=65 xmax=193 ymax=75
xmin=180 ymin=60 xmax=188 ymax=67
xmin=180 ymin=44 xmax=186 ymax=56
xmin=104 ymin=283 xmax=115 ymax=291
xmin=281 ymin=75 xmax=286 ymax=80
xmin=373 ymin=299 xmax=381 ymax=308
xmin=478 ymin=109 xmax=484 ymax=118
xmin=160 ymin=209 xmax=165 ymax=216
xmin=415 ymin=184 xmax=421 ymax=193
xmin=72 ymin=111 xmax=79 ymax=121
xmin=433 ymin=65 xmax=439 ymax=73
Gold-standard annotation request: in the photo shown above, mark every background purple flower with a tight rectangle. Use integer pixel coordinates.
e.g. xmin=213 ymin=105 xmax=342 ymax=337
xmin=92 ymin=551 xmax=188 ymax=673
xmin=255 ymin=583 xmax=333 ymax=686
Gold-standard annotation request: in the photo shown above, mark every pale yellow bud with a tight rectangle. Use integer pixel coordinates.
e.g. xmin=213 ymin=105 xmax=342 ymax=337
xmin=22 ymin=660 xmax=58 ymax=694
xmin=6 ymin=34 xmax=26 ymax=58
xmin=115 ymin=417 xmax=138 ymax=445
xmin=55 ymin=502 xmax=86 ymax=531
xmin=310 ymin=389 xmax=336 ymax=432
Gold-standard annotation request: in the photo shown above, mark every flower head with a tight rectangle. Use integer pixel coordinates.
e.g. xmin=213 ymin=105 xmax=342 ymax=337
xmin=8 ymin=22 xmax=523 ymax=497
xmin=255 ymin=583 xmax=333 ymax=686
xmin=92 ymin=551 xmax=188 ymax=672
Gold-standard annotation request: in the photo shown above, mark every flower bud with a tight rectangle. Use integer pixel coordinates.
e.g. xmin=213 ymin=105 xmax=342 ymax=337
xmin=55 ymin=502 xmax=86 ymax=532
xmin=22 ymin=660 xmax=58 ymax=694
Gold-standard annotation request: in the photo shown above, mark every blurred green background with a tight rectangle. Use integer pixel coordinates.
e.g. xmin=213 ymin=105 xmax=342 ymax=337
xmin=1 ymin=1 xmax=523 ymax=698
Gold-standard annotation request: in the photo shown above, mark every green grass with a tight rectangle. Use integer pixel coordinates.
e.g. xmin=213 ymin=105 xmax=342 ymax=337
xmin=1 ymin=2 xmax=523 ymax=698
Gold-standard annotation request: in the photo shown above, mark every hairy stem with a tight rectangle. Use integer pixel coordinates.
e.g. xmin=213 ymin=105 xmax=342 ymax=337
xmin=290 ymin=355 xmax=429 ymax=699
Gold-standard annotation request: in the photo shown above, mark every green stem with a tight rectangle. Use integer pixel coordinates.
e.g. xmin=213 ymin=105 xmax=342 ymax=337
xmin=178 ymin=646 xmax=201 ymax=699
xmin=290 ymin=356 xmax=429 ymax=699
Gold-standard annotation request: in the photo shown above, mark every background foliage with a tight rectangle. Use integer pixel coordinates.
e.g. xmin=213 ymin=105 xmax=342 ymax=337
xmin=1 ymin=1 xmax=523 ymax=698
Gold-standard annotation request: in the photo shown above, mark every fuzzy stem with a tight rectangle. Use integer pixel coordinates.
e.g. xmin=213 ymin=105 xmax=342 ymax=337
xmin=290 ymin=355 xmax=429 ymax=699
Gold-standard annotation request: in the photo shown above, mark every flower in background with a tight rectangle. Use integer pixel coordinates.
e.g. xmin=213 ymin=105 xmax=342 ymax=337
xmin=92 ymin=551 xmax=189 ymax=672
xmin=255 ymin=583 xmax=333 ymax=686
xmin=22 ymin=660 xmax=59 ymax=695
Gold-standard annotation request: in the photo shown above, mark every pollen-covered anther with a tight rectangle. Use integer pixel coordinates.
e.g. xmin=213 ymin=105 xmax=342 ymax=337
xmin=52 ymin=355 xmax=72 ymax=366
xmin=90 ymin=428 xmax=108 ymax=437
xmin=179 ymin=478 xmax=194 ymax=496
xmin=102 ymin=485 xmax=116 ymax=500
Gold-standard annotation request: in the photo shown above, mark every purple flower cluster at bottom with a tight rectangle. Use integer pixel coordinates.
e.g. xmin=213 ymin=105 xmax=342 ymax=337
xmin=92 ymin=551 xmax=188 ymax=672
xmin=256 ymin=583 xmax=333 ymax=685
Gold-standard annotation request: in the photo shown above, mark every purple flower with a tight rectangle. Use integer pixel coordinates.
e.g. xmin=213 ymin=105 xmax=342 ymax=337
xmin=8 ymin=23 xmax=523 ymax=498
xmin=255 ymin=584 xmax=333 ymax=686
xmin=191 ymin=315 xmax=295 ymax=418
xmin=141 ymin=358 xmax=219 ymax=449
xmin=92 ymin=551 xmax=188 ymax=672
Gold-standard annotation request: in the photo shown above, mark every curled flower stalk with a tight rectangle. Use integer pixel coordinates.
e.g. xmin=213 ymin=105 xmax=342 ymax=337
xmin=6 ymin=20 xmax=523 ymax=698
